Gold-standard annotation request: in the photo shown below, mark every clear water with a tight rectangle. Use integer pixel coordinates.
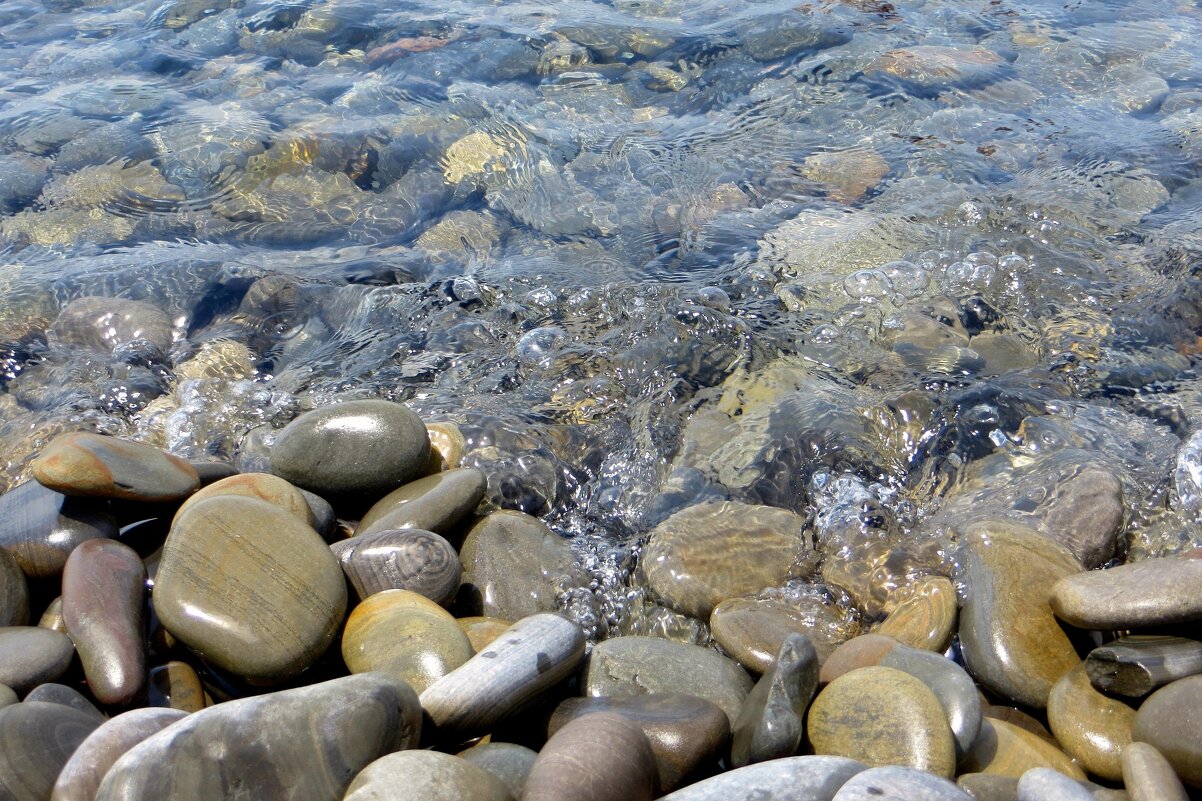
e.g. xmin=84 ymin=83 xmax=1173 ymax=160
xmin=3 ymin=0 xmax=1202 ymax=638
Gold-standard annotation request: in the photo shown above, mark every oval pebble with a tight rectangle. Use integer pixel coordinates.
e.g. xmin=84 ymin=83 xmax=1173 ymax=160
xmin=0 ymin=481 xmax=116 ymax=578
xmin=355 ymin=467 xmax=486 ymax=537
xmin=147 ymin=661 xmax=207 ymax=713
xmin=344 ymin=750 xmax=513 ymax=801
xmin=1046 ymin=664 xmax=1134 ymax=781
xmin=0 ymin=702 xmax=102 ymax=801
xmin=52 ymin=708 xmax=188 ymax=801
xmin=960 ymin=717 xmax=1086 ymax=780
xmin=1130 ymin=675 xmax=1202 ymax=787
xmin=657 ymin=755 xmax=866 ymax=801
xmin=331 ymin=528 xmax=461 ymax=605
xmin=1121 ymin=742 xmax=1190 ymax=801
xmin=833 ymin=766 xmax=975 ymax=801
xmin=0 ymin=627 xmax=76 ymax=695
xmin=33 ymin=433 xmax=199 ymax=502
xmin=1050 ymin=557 xmax=1202 ymax=631
xmin=875 ymin=576 xmax=957 ymax=653
xmin=24 ymin=684 xmax=105 ymax=724
xmin=524 ymin=712 xmax=657 ymax=801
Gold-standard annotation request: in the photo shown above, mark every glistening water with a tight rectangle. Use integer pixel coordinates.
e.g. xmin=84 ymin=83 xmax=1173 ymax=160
xmin=2 ymin=0 xmax=1202 ymax=640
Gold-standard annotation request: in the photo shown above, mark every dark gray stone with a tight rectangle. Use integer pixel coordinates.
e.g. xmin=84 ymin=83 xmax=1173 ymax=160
xmin=356 ymin=467 xmax=486 ymax=537
xmin=0 ymin=627 xmax=76 ymax=695
xmin=0 ymin=481 xmax=116 ymax=578
xmin=0 ymin=701 xmax=101 ymax=801
xmin=731 ymin=633 xmax=818 ymax=768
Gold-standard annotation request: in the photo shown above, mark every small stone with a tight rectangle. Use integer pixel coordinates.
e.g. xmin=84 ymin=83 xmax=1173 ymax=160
xmin=344 ymin=751 xmax=513 ymax=801
xmin=1047 ymin=664 xmax=1134 ymax=781
xmin=355 ymin=467 xmax=486 ymax=537
xmin=524 ymin=712 xmax=657 ymax=801
xmin=548 ymin=694 xmax=730 ymax=793
xmin=656 ymin=755 xmax=866 ymax=801
xmin=1121 ymin=742 xmax=1190 ymax=801
xmin=0 ymin=627 xmax=76 ymax=694
xmin=0 ymin=481 xmax=117 ymax=578
xmin=175 ymin=473 xmax=315 ymax=527
xmin=0 ymin=702 xmax=102 ymax=801
xmin=299 ymin=489 xmax=338 ymax=541
xmin=958 ymin=774 xmax=1020 ymax=801
xmin=833 ymin=766 xmax=975 ymax=801
xmin=641 ymin=501 xmax=818 ymax=620
xmin=457 ymin=617 xmax=513 ymax=652
xmin=1017 ymin=768 xmax=1095 ymax=801
xmin=732 ymin=633 xmax=818 ymax=768
xmin=0 ymin=685 xmax=15 ymax=708
xmin=147 ymin=661 xmax=207 ymax=713
xmin=427 ymin=422 xmax=466 ymax=472
xmin=801 ymin=148 xmax=890 ymax=203
xmin=0 ymin=548 xmax=29 ymax=627
xmin=1037 ymin=467 xmax=1124 ymax=570
xmin=585 ymin=636 xmax=753 ymax=726
xmin=459 ymin=742 xmax=537 ymax=798
xmin=341 ymin=589 xmax=473 ymax=694
xmin=39 ymin=597 xmax=66 ymax=632
xmin=960 ymin=717 xmax=1086 ymax=780
xmin=270 ymin=400 xmax=431 ymax=508
xmin=1050 ymin=557 xmax=1202 ymax=631
xmin=50 ymin=297 xmax=172 ymax=353
xmin=1130 ymin=675 xmax=1202 ymax=787
xmin=711 ymin=596 xmax=851 ymax=672
xmin=1084 ymin=636 xmax=1202 ymax=698
xmin=153 ymin=495 xmax=347 ymax=681
xmin=52 ymin=708 xmax=188 ymax=801
xmin=807 ymin=665 xmax=956 ymax=777
xmin=874 ymin=576 xmax=957 ymax=653
xmin=331 ymin=529 xmax=461 ymax=605
xmin=24 ymin=684 xmax=105 ymax=725
xmin=420 ymin=613 xmax=586 ymax=743
xmin=95 ymin=673 xmax=421 ymax=801
xmin=33 ymin=433 xmax=200 ymax=503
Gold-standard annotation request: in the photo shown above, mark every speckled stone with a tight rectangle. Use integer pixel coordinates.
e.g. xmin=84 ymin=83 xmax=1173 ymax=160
xmin=51 ymin=708 xmax=188 ymax=801
xmin=175 ymin=472 xmax=315 ymax=527
xmin=62 ymin=539 xmax=147 ymax=706
xmin=807 ymin=666 xmax=956 ymax=777
xmin=0 ymin=481 xmax=116 ymax=578
xmin=585 ymin=636 xmax=753 ymax=726
xmin=641 ymin=501 xmax=818 ymax=619
xmin=1017 ymin=768 xmax=1095 ymax=801
xmin=24 ymin=684 xmax=105 ymax=725
xmin=657 ymin=755 xmax=866 ymax=801
xmin=833 ymin=766 xmax=975 ymax=801
xmin=270 ymin=400 xmax=431 ymax=507
xmin=343 ymin=751 xmax=513 ymax=801
xmin=711 ymin=596 xmax=851 ymax=672
xmin=0 ymin=627 xmax=75 ymax=694
xmin=1050 ymin=557 xmax=1202 ymax=631
xmin=95 ymin=673 xmax=422 ymax=801
xmin=960 ymin=717 xmax=1086 ymax=780
xmin=153 ymin=495 xmax=347 ymax=681
xmin=1130 ymin=675 xmax=1202 ymax=787
xmin=147 ymin=661 xmax=207 ymax=713
xmin=0 ymin=702 xmax=102 ymax=801
xmin=457 ymin=616 xmax=513 ymax=652
xmin=331 ymin=528 xmax=461 ymax=605
xmin=958 ymin=522 xmax=1083 ymax=709
xmin=33 ymin=433 xmax=200 ymax=502
xmin=341 ymin=589 xmax=474 ymax=693
xmin=524 ymin=712 xmax=657 ymax=801
xmin=875 ymin=576 xmax=957 ymax=653
xmin=355 ymin=467 xmax=486 ymax=537
xmin=457 ymin=511 xmax=583 ymax=620
xmin=420 ymin=613 xmax=586 ymax=743
xmin=0 ymin=548 xmax=29 ymax=627
xmin=459 ymin=742 xmax=537 ymax=798
xmin=549 ymin=694 xmax=730 ymax=793
xmin=1121 ymin=742 xmax=1190 ymax=801
xmin=732 ymin=633 xmax=818 ymax=768
xmin=1047 ymin=664 xmax=1134 ymax=781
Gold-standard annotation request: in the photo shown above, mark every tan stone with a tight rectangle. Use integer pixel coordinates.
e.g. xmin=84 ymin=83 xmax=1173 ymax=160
xmin=875 ymin=576 xmax=957 ymax=652
xmin=960 ymin=717 xmax=1086 ymax=780
xmin=1047 ymin=664 xmax=1135 ymax=781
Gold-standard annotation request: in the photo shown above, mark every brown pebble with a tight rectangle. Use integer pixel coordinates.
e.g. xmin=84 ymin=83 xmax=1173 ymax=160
xmin=33 ymin=433 xmax=200 ymax=502
xmin=1121 ymin=742 xmax=1189 ymax=801
xmin=875 ymin=576 xmax=957 ymax=652
xmin=819 ymin=634 xmax=899 ymax=685
xmin=147 ymin=661 xmax=207 ymax=713
xmin=524 ymin=712 xmax=658 ymax=801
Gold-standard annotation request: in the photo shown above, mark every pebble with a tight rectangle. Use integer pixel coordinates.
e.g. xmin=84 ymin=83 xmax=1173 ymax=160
xmin=147 ymin=661 xmax=207 ymax=712
xmin=833 ymin=766 xmax=976 ymax=801
xmin=1084 ymin=636 xmax=1202 ymax=698
xmin=1046 ymin=664 xmax=1134 ymax=781
xmin=640 ymin=501 xmax=818 ymax=619
xmin=524 ymin=711 xmax=658 ymax=801
xmin=731 ymin=633 xmax=818 ymax=768
xmin=355 ymin=467 xmax=486 ymax=537
xmin=25 ymin=684 xmax=105 ymax=724
xmin=807 ymin=665 xmax=956 ymax=777
xmin=657 ymin=755 xmax=866 ymax=801
xmin=0 ymin=627 xmax=76 ymax=694
xmin=458 ymin=742 xmax=537 ymax=798
xmin=343 ymin=750 xmax=513 ymax=801
xmin=341 ymin=589 xmax=474 ymax=693
xmin=330 ymin=528 xmax=461 ymax=605
xmin=270 ymin=399 xmax=431 ymax=508
xmin=1036 ymin=466 xmax=1124 ymax=570
xmin=33 ymin=433 xmax=200 ymax=502
xmin=95 ymin=673 xmax=422 ymax=801
xmin=299 ymin=488 xmax=338 ymax=540
xmin=0 ymin=481 xmax=116 ymax=578
xmin=960 ymin=717 xmax=1086 ymax=780
xmin=153 ymin=495 xmax=347 ymax=681
xmin=874 ymin=576 xmax=957 ymax=652
xmin=585 ymin=636 xmax=753 ymax=725
xmin=51 ymin=708 xmax=188 ymax=801
xmin=457 ymin=511 xmax=582 ymax=620
xmin=39 ymin=597 xmax=66 ymax=632
xmin=0 ymin=684 xmax=15 ymax=708
xmin=175 ymin=472 xmax=315 ymax=527
xmin=959 ymin=773 xmax=1023 ymax=801
xmin=426 ymin=422 xmax=466 ymax=472
xmin=1050 ymin=556 xmax=1202 ymax=630
xmin=63 ymin=539 xmax=147 ymax=706
xmin=50 ymin=297 xmax=173 ymax=353
xmin=0 ymin=548 xmax=29 ymax=627
xmin=1121 ymin=742 xmax=1190 ymax=801
xmin=457 ymin=616 xmax=512 ymax=652
xmin=419 ymin=613 xmax=586 ymax=743
xmin=1017 ymin=768 xmax=1096 ymax=801
xmin=548 ymin=693 xmax=730 ymax=793
xmin=710 ymin=596 xmax=848 ymax=672
xmin=958 ymin=522 xmax=1083 ymax=709
xmin=1130 ymin=675 xmax=1202 ymax=787
xmin=0 ymin=702 xmax=102 ymax=801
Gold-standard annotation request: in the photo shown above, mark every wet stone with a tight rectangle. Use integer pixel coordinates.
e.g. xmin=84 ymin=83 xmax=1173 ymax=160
xmin=0 ymin=548 xmax=29 ymax=627
xmin=641 ymin=501 xmax=818 ymax=620
xmin=50 ymin=297 xmax=173 ymax=353
xmin=33 ymin=433 xmax=200 ymax=503
xmin=355 ymin=467 xmax=486 ymax=538
xmin=548 ymin=693 xmax=730 ymax=793
xmin=458 ymin=742 xmax=537 ymax=798
xmin=0 ymin=481 xmax=116 ymax=578
xmin=39 ymin=597 xmax=66 ymax=633
xmin=0 ymin=627 xmax=75 ymax=695
xmin=1121 ymin=742 xmax=1190 ymax=801
xmin=270 ymin=399 xmax=431 ymax=508
xmin=52 ymin=707 xmax=188 ymax=801
xmin=873 ymin=641 xmax=983 ymax=762
xmin=426 ymin=422 xmax=467 ymax=472
xmin=874 ymin=575 xmax=957 ymax=653
xmin=807 ymin=665 xmax=956 ymax=777
xmin=524 ymin=712 xmax=657 ymax=801
xmin=585 ymin=636 xmax=753 ymax=726
xmin=147 ymin=661 xmax=207 ymax=713
xmin=95 ymin=673 xmax=422 ymax=801
xmin=343 ymin=751 xmax=514 ymax=801
xmin=63 ymin=539 xmax=147 ymax=706
xmin=1050 ymin=556 xmax=1202 ymax=631
xmin=711 ymin=595 xmax=852 ymax=672
xmin=960 ymin=717 xmax=1086 ymax=780
xmin=1046 ymin=664 xmax=1134 ymax=781
xmin=153 ymin=495 xmax=347 ymax=682
xmin=0 ymin=702 xmax=102 ymax=801
xmin=1084 ymin=636 xmax=1202 ymax=698
xmin=657 ymin=755 xmax=866 ymax=801
xmin=331 ymin=528 xmax=461 ymax=605
xmin=959 ymin=774 xmax=1022 ymax=801
xmin=1130 ymin=675 xmax=1202 ymax=788
xmin=299 ymin=489 xmax=338 ymax=541
xmin=24 ymin=684 xmax=105 ymax=724
xmin=175 ymin=472 xmax=315 ymax=527
xmin=457 ymin=616 xmax=512 ymax=653
xmin=731 ymin=633 xmax=818 ymax=768
xmin=833 ymin=766 xmax=976 ymax=801
xmin=1017 ymin=769 xmax=1095 ymax=801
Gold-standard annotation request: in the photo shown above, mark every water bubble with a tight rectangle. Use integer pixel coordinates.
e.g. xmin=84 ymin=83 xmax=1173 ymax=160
xmin=843 ymin=269 xmax=892 ymax=303
xmin=944 ymin=260 xmax=997 ymax=293
xmin=449 ymin=275 xmax=483 ymax=304
xmin=516 ymin=326 xmax=568 ymax=366
xmin=812 ymin=324 xmax=841 ymax=344
xmin=878 ymin=260 xmax=929 ymax=299
xmin=696 ymin=286 xmax=731 ymax=312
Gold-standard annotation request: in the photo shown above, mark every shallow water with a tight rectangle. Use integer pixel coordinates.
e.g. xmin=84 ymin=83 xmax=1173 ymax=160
xmin=2 ymin=0 xmax=1202 ymax=637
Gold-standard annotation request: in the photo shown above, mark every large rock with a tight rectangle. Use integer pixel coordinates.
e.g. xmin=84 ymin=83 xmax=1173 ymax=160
xmin=32 ymin=433 xmax=199 ymax=502
xmin=95 ymin=673 xmax=422 ymax=801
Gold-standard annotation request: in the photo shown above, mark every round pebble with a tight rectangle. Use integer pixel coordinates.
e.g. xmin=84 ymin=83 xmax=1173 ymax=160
xmin=1121 ymin=742 xmax=1190 ymax=801
xmin=874 ymin=575 xmax=957 ymax=653
xmin=330 ymin=528 xmax=461 ymax=605
xmin=0 ymin=481 xmax=116 ymax=578
xmin=524 ymin=712 xmax=657 ymax=801
xmin=0 ymin=627 xmax=76 ymax=695
xmin=33 ymin=433 xmax=200 ymax=502
xmin=711 ymin=595 xmax=851 ymax=672
xmin=174 ymin=472 xmax=315 ymax=527
xmin=1046 ymin=664 xmax=1134 ymax=781
xmin=1130 ymin=675 xmax=1202 ymax=787
xmin=459 ymin=742 xmax=537 ymax=798
xmin=0 ymin=702 xmax=102 ymax=801
xmin=1050 ymin=556 xmax=1202 ymax=631
xmin=344 ymin=750 xmax=513 ymax=801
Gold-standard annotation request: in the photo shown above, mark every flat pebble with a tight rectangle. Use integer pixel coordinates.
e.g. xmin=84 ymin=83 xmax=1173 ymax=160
xmin=0 ymin=481 xmax=116 ymax=578
xmin=0 ymin=627 xmax=76 ymax=694
xmin=331 ymin=528 xmax=461 ymax=605
xmin=711 ymin=596 xmax=850 ymax=672
xmin=833 ymin=766 xmax=976 ymax=801
xmin=960 ymin=717 xmax=1086 ymax=780
xmin=1121 ymin=742 xmax=1190 ymax=801
xmin=33 ymin=433 xmax=200 ymax=502
xmin=51 ymin=708 xmax=187 ymax=801
xmin=355 ymin=467 xmax=486 ymax=537
xmin=24 ymin=684 xmax=105 ymax=724
xmin=1130 ymin=675 xmax=1202 ymax=787
xmin=732 ymin=633 xmax=818 ymax=768
xmin=657 ymin=755 xmax=866 ymax=801
xmin=1050 ymin=557 xmax=1202 ymax=630
xmin=95 ymin=673 xmax=421 ymax=801
xmin=524 ymin=712 xmax=657 ymax=801
xmin=1046 ymin=664 xmax=1134 ymax=781
xmin=0 ymin=548 xmax=29 ymax=627
xmin=875 ymin=576 xmax=957 ymax=652
xmin=50 ymin=297 xmax=172 ymax=352
xmin=459 ymin=742 xmax=537 ymax=798
xmin=875 ymin=641 xmax=983 ymax=762
xmin=1017 ymin=768 xmax=1095 ymax=801
xmin=343 ymin=750 xmax=513 ymax=801
xmin=0 ymin=702 xmax=102 ymax=801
